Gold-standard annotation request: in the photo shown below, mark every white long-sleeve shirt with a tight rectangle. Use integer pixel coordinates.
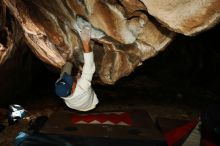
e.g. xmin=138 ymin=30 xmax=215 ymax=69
xmin=62 ymin=52 xmax=99 ymax=111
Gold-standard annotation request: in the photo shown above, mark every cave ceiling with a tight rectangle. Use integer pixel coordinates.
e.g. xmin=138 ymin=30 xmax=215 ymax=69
xmin=0 ymin=0 xmax=220 ymax=84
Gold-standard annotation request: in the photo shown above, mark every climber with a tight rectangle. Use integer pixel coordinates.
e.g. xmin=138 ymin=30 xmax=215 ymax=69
xmin=54 ymin=27 xmax=99 ymax=111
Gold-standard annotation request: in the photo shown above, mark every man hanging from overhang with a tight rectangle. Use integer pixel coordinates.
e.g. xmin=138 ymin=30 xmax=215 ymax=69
xmin=54 ymin=26 xmax=99 ymax=111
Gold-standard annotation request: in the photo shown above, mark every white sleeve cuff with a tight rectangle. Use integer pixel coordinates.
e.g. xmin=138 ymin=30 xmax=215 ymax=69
xmin=84 ymin=52 xmax=94 ymax=64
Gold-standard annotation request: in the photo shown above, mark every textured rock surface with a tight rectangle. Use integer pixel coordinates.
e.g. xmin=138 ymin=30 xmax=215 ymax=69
xmin=140 ymin=0 xmax=220 ymax=35
xmin=1 ymin=0 xmax=220 ymax=84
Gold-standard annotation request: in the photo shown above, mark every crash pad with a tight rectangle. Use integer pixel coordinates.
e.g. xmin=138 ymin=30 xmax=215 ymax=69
xmin=41 ymin=110 xmax=167 ymax=146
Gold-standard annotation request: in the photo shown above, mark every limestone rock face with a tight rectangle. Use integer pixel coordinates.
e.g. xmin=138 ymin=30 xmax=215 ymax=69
xmin=1 ymin=0 xmax=220 ymax=84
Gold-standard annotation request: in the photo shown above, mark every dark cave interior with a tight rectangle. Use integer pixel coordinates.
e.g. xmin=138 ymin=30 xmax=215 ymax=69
xmin=0 ymin=23 xmax=219 ymax=110
xmin=1 ymin=1 xmax=220 ymax=145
